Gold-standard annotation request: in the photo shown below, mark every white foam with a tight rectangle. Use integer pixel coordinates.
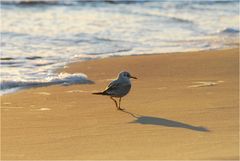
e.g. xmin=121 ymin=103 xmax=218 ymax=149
xmin=188 ymin=81 xmax=224 ymax=88
xmin=34 ymin=108 xmax=51 ymax=111
xmin=35 ymin=92 xmax=51 ymax=95
xmin=0 ymin=87 xmax=22 ymax=96
xmin=1 ymin=1 xmax=237 ymax=95
xmin=39 ymin=108 xmax=51 ymax=111
xmin=66 ymin=90 xmax=88 ymax=93
xmin=0 ymin=72 xmax=94 ymax=95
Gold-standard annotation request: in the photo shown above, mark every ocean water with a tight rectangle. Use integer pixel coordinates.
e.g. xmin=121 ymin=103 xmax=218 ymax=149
xmin=0 ymin=0 xmax=239 ymax=94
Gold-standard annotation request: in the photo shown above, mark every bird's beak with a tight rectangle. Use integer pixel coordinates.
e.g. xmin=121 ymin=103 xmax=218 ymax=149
xmin=130 ymin=75 xmax=137 ymax=79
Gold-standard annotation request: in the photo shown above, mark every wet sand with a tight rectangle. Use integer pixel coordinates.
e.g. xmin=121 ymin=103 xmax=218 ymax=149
xmin=1 ymin=48 xmax=239 ymax=160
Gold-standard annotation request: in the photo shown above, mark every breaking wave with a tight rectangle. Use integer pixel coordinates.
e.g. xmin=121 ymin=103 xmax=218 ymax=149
xmin=0 ymin=73 xmax=94 ymax=95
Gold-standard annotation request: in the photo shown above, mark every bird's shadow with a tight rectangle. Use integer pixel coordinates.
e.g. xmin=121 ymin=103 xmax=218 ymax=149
xmin=121 ymin=110 xmax=209 ymax=132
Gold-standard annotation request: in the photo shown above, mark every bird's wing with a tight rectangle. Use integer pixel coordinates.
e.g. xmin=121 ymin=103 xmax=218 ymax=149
xmin=105 ymin=80 xmax=120 ymax=91
xmin=104 ymin=79 xmax=131 ymax=96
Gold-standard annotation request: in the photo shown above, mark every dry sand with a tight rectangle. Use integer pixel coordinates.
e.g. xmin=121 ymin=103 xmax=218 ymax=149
xmin=1 ymin=48 xmax=239 ymax=160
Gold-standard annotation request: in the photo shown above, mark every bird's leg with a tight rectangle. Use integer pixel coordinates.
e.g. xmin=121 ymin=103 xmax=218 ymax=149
xmin=118 ymin=97 xmax=124 ymax=110
xmin=110 ymin=97 xmax=118 ymax=109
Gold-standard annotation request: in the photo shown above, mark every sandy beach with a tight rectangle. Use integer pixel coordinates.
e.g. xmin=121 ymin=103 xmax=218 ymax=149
xmin=1 ymin=48 xmax=239 ymax=160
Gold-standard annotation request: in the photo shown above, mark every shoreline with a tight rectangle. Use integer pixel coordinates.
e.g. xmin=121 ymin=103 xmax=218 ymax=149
xmin=1 ymin=47 xmax=239 ymax=96
xmin=1 ymin=48 xmax=239 ymax=160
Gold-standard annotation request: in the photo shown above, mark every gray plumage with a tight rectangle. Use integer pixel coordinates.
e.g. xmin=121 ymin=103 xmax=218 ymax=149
xmin=93 ymin=71 xmax=137 ymax=110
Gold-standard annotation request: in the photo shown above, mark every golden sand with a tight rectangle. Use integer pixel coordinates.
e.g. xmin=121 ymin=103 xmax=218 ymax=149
xmin=1 ymin=48 xmax=239 ymax=160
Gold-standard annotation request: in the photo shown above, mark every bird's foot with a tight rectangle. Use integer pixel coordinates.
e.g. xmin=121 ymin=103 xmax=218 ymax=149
xmin=118 ymin=107 xmax=124 ymax=111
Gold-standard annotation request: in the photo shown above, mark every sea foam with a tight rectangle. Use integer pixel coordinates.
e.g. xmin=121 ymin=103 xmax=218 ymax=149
xmin=1 ymin=0 xmax=238 ymax=94
xmin=0 ymin=73 xmax=93 ymax=95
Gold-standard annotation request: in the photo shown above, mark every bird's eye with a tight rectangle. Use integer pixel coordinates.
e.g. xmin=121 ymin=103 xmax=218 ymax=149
xmin=123 ymin=72 xmax=130 ymax=77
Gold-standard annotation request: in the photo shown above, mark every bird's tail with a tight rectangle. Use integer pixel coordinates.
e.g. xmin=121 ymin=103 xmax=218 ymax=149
xmin=92 ymin=91 xmax=107 ymax=95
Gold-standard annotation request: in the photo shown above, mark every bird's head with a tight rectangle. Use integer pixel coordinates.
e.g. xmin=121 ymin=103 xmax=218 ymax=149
xmin=119 ymin=71 xmax=137 ymax=79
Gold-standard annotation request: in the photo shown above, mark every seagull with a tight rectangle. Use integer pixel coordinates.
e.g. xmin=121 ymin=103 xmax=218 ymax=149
xmin=92 ymin=71 xmax=137 ymax=110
